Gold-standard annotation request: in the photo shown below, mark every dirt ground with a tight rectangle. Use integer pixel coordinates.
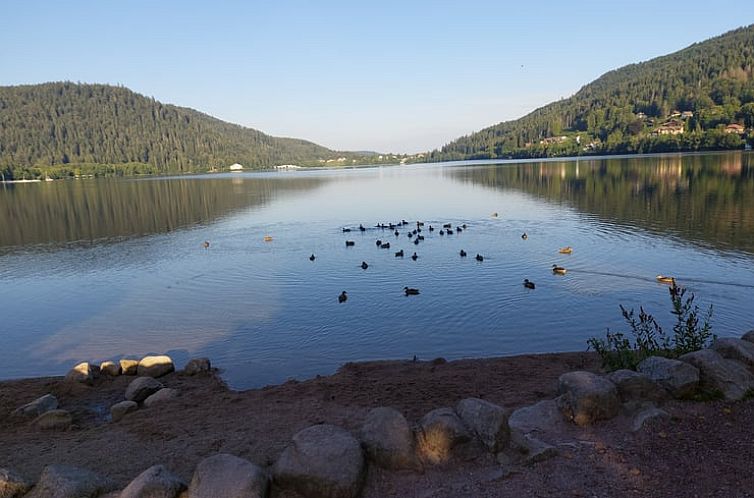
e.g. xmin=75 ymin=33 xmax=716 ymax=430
xmin=1 ymin=352 xmax=753 ymax=497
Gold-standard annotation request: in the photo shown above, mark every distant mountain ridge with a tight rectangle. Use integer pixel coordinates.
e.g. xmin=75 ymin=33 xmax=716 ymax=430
xmin=0 ymin=82 xmax=367 ymax=179
xmin=431 ymin=25 xmax=754 ymax=161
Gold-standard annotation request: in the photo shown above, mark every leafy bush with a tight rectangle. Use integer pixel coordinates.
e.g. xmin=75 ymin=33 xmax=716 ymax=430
xmin=588 ymin=282 xmax=714 ymax=371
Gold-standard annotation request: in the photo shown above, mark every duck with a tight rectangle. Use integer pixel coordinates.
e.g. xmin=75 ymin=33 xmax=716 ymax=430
xmin=429 ymin=225 xmax=435 ymax=232
xmin=443 ymin=223 xmax=452 ymax=229
xmin=521 ymin=233 xmax=528 ymax=240
xmin=656 ymin=275 xmax=675 ymax=284
xmin=359 ymin=224 xmax=366 ymax=232
xmin=395 ymin=249 xmax=404 ymax=257
xmin=459 ymin=249 xmax=467 ymax=257
xmin=445 ymin=229 xmax=453 ymax=236
xmin=552 ymin=264 xmax=567 ymax=275
xmin=523 ymin=279 xmax=536 ymax=289
xmin=475 ymin=254 xmax=484 ymax=262
xmin=412 ymin=229 xmax=418 ymax=235
xmin=376 ymin=239 xmax=382 ymax=246
xmin=381 ymin=242 xmax=391 ymax=249
xmin=417 ymin=227 xmax=422 ymax=233
xmin=394 ymin=230 xmax=400 ymax=237
xmin=414 ymin=238 xmax=420 ymax=245
xmin=462 ymin=224 xmax=467 ymax=229
xmin=417 ymin=235 xmax=425 ymax=241
xmin=309 ymin=254 xmax=316 ymax=261
xmin=404 ymin=287 xmax=420 ymax=296
xmin=342 ymin=228 xmax=352 ymax=233
xmin=559 ymin=246 xmax=573 ymax=254
xmin=456 ymin=226 xmax=462 ymax=233
xmin=411 ymin=252 xmax=418 ymax=261
xmin=402 ymin=220 xmax=408 ymax=226
xmin=338 ymin=291 xmax=348 ymax=303
xmin=345 ymin=240 xmax=355 ymax=247
xmin=407 ymin=232 xmax=413 ymax=238
xmin=361 ymin=261 xmax=369 ymax=270
xmin=202 ymin=241 xmax=210 ymax=250
xmin=439 ymin=230 xmax=445 ymax=236
xmin=417 ymin=222 xmax=424 ymax=227
xmin=263 ymin=235 xmax=273 ymax=242
xmin=491 ymin=212 xmax=499 ymax=218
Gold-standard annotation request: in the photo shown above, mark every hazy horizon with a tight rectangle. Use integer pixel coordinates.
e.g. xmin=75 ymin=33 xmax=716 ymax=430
xmin=2 ymin=1 xmax=752 ymax=153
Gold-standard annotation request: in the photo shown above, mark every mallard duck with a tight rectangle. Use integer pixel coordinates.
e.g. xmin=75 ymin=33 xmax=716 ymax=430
xmin=263 ymin=235 xmax=273 ymax=242
xmin=559 ymin=246 xmax=573 ymax=254
xmin=376 ymin=239 xmax=382 ymax=246
xmin=407 ymin=232 xmax=413 ymax=238
xmin=338 ymin=291 xmax=348 ymax=303
xmin=359 ymin=224 xmax=366 ymax=232
xmin=552 ymin=264 xmax=567 ymax=275
xmin=429 ymin=225 xmax=435 ymax=232
xmin=439 ymin=230 xmax=445 ymax=236
xmin=656 ymin=275 xmax=675 ymax=284
xmin=459 ymin=249 xmax=467 ymax=257
xmin=394 ymin=230 xmax=399 ymax=237
xmin=475 ymin=254 xmax=484 ymax=262
xmin=342 ymin=228 xmax=352 ymax=233
xmin=411 ymin=252 xmax=418 ymax=261
xmin=462 ymin=224 xmax=467 ymax=229
xmin=456 ymin=226 xmax=462 ymax=233
xmin=361 ymin=261 xmax=369 ymax=270
xmin=417 ymin=222 xmax=424 ymax=227
xmin=443 ymin=223 xmax=452 ymax=229
xmin=417 ymin=235 xmax=424 ymax=241
xmin=412 ymin=229 xmax=417 ymax=235
xmin=309 ymin=254 xmax=316 ymax=261
xmin=523 ymin=279 xmax=535 ymax=289
xmin=202 ymin=241 xmax=210 ymax=250
xmin=414 ymin=238 xmax=420 ymax=245
xmin=404 ymin=287 xmax=420 ymax=296
xmin=395 ymin=249 xmax=404 ymax=257
xmin=521 ymin=233 xmax=528 ymax=240
xmin=345 ymin=240 xmax=355 ymax=247
xmin=380 ymin=242 xmax=391 ymax=249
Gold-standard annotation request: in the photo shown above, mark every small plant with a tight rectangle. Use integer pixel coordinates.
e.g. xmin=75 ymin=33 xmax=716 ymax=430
xmin=588 ymin=282 xmax=714 ymax=371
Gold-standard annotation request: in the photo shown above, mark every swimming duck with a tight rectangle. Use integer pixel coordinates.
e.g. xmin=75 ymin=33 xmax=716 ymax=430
xmin=202 ymin=241 xmax=210 ymax=250
xmin=359 ymin=224 xmax=366 ymax=232
xmin=656 ymin=275 xmax=675 ymax=284
xmin=394 ymin=230 xmax=400 ymax=237
xmin=414 ymin=238 xmax=420 ymax=245
xmin=475 ymin=254 xmax=484 ymax=262
xmin=439 ymin=230 xmax=445 ymax=236
xmin=445 ymin=229 xmax=453 ymax=235
xmin=411 ymin=252 xmax=418 ymax=261
xmin=412 ymin=229 xmax=417 ymax=235
xmin=523 ymin=279 xmax=536 ymax=289
xmin=345 ymin=240 xmax=355 ymax=247
xmin=417 ymin=227 xmax=422 ymax=233
xmin=361 ymin=261 xmax=369 ymax=270
xmin=309 ymin=254 xmax=316 ymax=261
xmin=376 ymin=239 xmax=382 ymax=246
xmin=462 ymin=224 xmax=467 ymax=229
xmin=338 ymin=291 xmax=348 ymax=303
xmin=443 ymin=223 xmax=452 ymax=229
xmin=381 ymin=242 xmax=391 ymax=249
xmin=404 ymin=287 xmax=420 ymax=296
xmin=456 ymin=227 xmax=462 ymax=233
xmin=407 ymin=232 xmax=413 ymax=238
xmin=491 ymin=212 xmax=499 ymax=218
xmin=417 ymin=222 xmax=424 ymax=227
xmin=521 ymin=233 xmax=528 ymax=240
xmin=263 ymin=235 xmax=273 ymax=242
xmin=402 ymin=220 xmax=408 ymax=226
xmin=395 ymin=249 xmax=404 ymax=257
xmin=342 ymin=228 xmax=352 ymax=233
xmin=552 ymin=264 xmax=567 ymax=275
xmin=429 ymin=226 xmax=435 ymax=232
xmin=559 ymin=246 xmax=573 ymax=254
xmin=460 ymin=249 xmax=467 ymax=257
xmin=417 ymin=235 xmax=425 ymax=241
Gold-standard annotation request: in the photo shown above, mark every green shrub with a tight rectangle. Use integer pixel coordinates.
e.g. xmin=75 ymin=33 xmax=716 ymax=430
xmin=588 ymin=282 xmax=714 ymax=371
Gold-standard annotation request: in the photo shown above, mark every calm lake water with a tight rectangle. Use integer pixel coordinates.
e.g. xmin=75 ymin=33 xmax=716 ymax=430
xmin=2 ymin=152 xmax=754 ymax=389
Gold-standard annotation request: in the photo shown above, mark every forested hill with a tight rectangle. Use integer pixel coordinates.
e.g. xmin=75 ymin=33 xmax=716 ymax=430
xmin=0 ymin=83 xmax=364 ymax=179
xmin=432 ymin=25 xmax=754 ymax=161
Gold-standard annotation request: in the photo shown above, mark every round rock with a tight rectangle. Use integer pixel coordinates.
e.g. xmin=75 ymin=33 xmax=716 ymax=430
xmin=184 ymin=358 xmax=211 ymax=376
xmin=125 ymin=377 xmax=164 ymax=403
xmin=360 ymin=407 xmax=421 ymax=471
xmin=100 ymin=360 xmax=121 ymax=377
xmin=679 ymin=349 xmax=754 ymax=401
xmin=416 ymin=407 xmax=471 ymax=464
xmin=557 ymin=371 xmax=619 ymax=426
xmin=606 ymin=369 xmax=668 ymax=403
xmin=120 ymin=465 xmax=186 ymax=498
xmin=711 ymin=337 xmax=754 ymax=368
xmin=24 ymin=465 xmax=115 ymax=498
xmin=32 ymin=409 xmax=73 ymax=431
xmin=188 ymin=453 xmax=268 ymax=498
xmin=636 ymin=356 xmax=700 ymax=398
xmin=111 ymin=400 xmax=138 ymax=422
xmin=273 ymin=424 xmax=365 ymax=498
xmin=65 ymin=362 xmax=95 ymax=385
xmin=137 ymin=355 xmax=175 ymax=378
xmin=12 ymin=394 xmax=58 ymax=419
xmin=144 ymin=388 xmax=179 ymax=408
xmin=120 ymin=359 xmax=139 ymax=375
xmin=455 ymin=398 xmax=510 ymax=453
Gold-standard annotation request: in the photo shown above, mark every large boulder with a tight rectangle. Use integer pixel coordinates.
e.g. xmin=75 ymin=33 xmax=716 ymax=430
xmin=184 ymin=358 xmax=211 ymax=376
xmin=144 ymin=388 xmax=179 ymax=408
xmin=359 ymin=407 xmax=421 ymax=471
xmin=120 ymin=465 xmax=186 ymax=498
xmin=557 ymin=371 xmax=619 ymax=426
xmin=416 ymin=407 xmax=472 ymax=464
xmin=679 ymin=349 xmax=754 ymax=401
xmin=25 ymin=465 xmax=116 ymax=498
xmin=125 ymin=377 xmax=164 ymax=403
xmin=120 ymin=359 xmax=139 ymax=375
xmin=188 ymin=453 xmax=268 ymax=498
xmin=742 ymin=330 xmax=754 ymax=344
xmin=65 ymin=362 xmax=96 ymax=385
xmin=631 ymin=407 xmax=670 ymax=432
xmin=100 ymin=361 xmax=121 ymax=377
xmin=111 ymin=401 xmax=138 ymax=422
xmin=137 ymin=356 xmax=175 ymax=378
xmin=0 ymin=467 xmax=31 ymax=498
xmin=508 ymin=399 xmax=566 ymax=435
xmin=12 ymin=394 xmax=58 ymax=419
xmin=606 ymin=369 xmax=668 ymax=403
xmin=711 ymin=338 xmax=754 ymax=368
xmin=636 ymin=356 xmax=700 ymax=398
xmin=455 ymin=398 xmax=510 ymax=452
xmin=32 ymin=409 xmax=72 ymax=431
xmin=273 ymin=424 xmax=365 ymax=498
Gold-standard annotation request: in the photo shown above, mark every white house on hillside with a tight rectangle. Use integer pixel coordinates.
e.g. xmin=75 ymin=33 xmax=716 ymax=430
xmin=229 ymin=163 xmax=244 ymax=171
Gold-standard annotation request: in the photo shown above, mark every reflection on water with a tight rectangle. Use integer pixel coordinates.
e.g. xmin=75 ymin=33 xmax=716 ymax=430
xmin=453 ymin=153 xmax=754 ymax=254
xmin=1 ymin=153 xmax=753 ymax=388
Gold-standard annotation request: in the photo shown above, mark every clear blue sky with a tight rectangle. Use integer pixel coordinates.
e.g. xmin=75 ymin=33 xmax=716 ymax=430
xmin=2 ymin=1 xmax=752 ymax=153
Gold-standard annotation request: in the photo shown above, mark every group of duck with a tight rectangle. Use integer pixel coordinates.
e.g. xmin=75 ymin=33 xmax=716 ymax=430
xmin=304 ymin=219 xmax=575 ymax=303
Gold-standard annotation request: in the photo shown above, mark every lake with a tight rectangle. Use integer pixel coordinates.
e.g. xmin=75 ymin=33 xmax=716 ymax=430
xmin=1 ymin=152 xmax=753 ymax=389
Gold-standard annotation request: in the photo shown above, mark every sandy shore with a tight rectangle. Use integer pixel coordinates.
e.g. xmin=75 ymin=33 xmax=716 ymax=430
xmin=1 ymin=352 xmax=752 ymax=497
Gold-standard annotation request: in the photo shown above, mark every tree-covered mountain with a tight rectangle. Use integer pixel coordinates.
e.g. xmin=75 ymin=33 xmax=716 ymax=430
xmin=0 ymin=82 xmax=376 ymax=179
xmin=431 ymin=25 xmax=754 ymax=161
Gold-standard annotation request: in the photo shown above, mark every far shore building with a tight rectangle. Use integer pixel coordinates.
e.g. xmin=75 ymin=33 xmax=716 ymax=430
xmin=654 ymin=121 xmax=685 ymax=135
xmin=229 ymin=163 xmax=244 ymax=171
xmin=725 ymin=123 xmax=745 ymax=134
